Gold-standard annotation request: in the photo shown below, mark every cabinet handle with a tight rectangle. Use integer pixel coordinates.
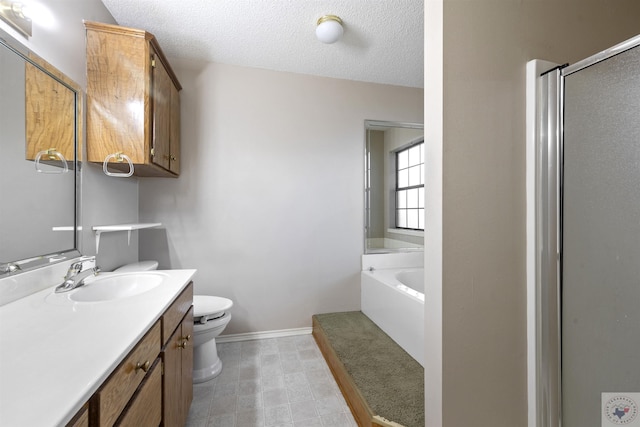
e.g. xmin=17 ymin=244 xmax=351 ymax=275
xmin=178 ymin=340 xmax=188 ymax=349
xmin=183 ymin=334 xmax=191 ymax=342
xmin=135 ymin=361 xmax=151 ymax=373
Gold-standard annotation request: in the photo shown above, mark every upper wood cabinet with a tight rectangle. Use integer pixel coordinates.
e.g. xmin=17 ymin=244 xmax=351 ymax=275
xmin=85 ymin=21 xmax=181 ymax=177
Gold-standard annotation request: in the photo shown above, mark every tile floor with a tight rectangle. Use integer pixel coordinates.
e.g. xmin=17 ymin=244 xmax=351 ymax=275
xmin=185 ymin=334 xmax=358 ymax=427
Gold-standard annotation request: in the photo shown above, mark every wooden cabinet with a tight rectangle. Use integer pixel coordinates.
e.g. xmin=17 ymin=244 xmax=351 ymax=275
xmin=85 ymin=21 xmax=181 ymax=177
xmin=66 ymin=405 xmax=89 ymax=427
xmin=80 ymin=283 xmax=193 ymax=426
xmin=90 ymin=322 xmax=162 ymax=426
xmin=117 ymin=360 xmax=162 ymax=427
xmin=162 ymin=285 xmax=194 ymax=426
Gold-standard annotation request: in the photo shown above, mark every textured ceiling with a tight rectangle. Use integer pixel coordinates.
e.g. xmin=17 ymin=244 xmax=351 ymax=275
xmin=100 ymin=0 xmax=424 ymax=88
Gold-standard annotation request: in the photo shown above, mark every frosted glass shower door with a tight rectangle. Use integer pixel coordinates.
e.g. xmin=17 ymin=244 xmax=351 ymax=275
xmin=561 ymin=41 xmax=640 ymax=426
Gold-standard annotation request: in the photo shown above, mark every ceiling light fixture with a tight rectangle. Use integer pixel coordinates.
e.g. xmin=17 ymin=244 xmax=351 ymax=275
xmin=316 ymin=15 xmax=343 ymax=44
xmin=0 ymin=1 xmax=32 ymax=37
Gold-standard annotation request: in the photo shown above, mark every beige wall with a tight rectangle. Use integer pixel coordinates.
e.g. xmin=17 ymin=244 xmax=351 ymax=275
xmin=437 ymin=1 xmax=640 ymax=426
xmin=139 ymin=61 xmax=423 ymax=334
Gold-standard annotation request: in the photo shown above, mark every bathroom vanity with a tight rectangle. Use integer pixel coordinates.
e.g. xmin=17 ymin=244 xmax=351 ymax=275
xmin=0 ymin=269 xmax=196 ymax=426
xmin=0 ymin=18 xmax=191 ymax=427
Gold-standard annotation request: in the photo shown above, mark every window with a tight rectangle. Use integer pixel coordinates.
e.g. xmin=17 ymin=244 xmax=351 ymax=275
xmin=395 ymin=141 xmax=424 ymax=230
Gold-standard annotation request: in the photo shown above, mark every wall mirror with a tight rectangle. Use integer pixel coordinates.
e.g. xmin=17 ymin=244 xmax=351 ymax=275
xmin=364 ymin=120 xmax=424 ymax=254
xmin=0 ymin=28 xmax=81 ymax=277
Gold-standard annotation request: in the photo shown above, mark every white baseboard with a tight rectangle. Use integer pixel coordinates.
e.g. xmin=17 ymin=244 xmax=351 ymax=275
xmin=216 ymin=327 xmax=312 ymax=343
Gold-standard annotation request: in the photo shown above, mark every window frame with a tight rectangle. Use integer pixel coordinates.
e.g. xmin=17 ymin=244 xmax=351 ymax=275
xmin=394 ymin=139 xmax=424 ymax=231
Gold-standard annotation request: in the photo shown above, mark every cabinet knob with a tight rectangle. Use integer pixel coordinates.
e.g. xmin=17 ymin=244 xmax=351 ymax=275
xmin=178 ymin=340 xmax=188 ymax=349
xmin=183 ymin=334 xmax=191 ymax=342
xmin=135 ymin=360 xmax=151 ymax=373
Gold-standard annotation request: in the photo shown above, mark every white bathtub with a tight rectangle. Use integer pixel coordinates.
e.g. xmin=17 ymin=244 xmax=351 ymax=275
xmin=361 ymin=267 xmax=424 ymax=366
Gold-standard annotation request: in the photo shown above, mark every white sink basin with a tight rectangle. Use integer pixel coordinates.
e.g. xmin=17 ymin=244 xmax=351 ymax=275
xmin=68 ymin=272 xmax=164 ymax=302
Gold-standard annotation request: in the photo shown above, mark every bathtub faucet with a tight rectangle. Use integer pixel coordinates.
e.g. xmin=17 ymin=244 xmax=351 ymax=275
xmin=55 ymin=256 xmax=100 ymax=293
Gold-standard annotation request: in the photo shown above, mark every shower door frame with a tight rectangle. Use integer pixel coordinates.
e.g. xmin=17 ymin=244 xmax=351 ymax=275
xmin=528 ymin=33 xmax=640 ymax=427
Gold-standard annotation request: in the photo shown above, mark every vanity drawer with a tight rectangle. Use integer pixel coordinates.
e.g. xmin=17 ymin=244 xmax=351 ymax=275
xmin=66 ymin=404 xmax=89 ymax=427
xmin=91 ymin=321 xmax=161 ymax=426
xmin=115 ymin=359 xmax=162 ymax=427
xmin=162 ymin=282 xmax=193 ymax=344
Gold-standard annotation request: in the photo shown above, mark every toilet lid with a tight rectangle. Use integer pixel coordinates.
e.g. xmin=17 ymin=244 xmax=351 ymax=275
xmin=193 ymin=295 xmax=233 ymax=321
xmin=114 ymin=261 xmax=159 ymax=272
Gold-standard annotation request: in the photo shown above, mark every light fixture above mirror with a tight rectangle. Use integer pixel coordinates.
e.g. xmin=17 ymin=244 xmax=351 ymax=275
xmin=0 ymin=1 xmax=32 ymax=37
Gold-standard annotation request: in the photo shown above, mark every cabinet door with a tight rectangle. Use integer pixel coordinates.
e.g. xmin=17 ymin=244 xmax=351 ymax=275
xmin=180 ymin=308 xmax=193 ymax=420
xmin=162 ymin=307 xmax=193 ymax=427
xmin=85 ymin=24 xmax=147 ymax=166
xmin=92 ymin=322 xmax=161 ymax=427
xmin=169 ymin=82 xmax=180 ymax=174
xmin=151 ymin=48 xmax=172 ymax=172
xmin=66 ymin=404 xmax=89 ymax=427
xmin=162 ymin=323 xmax=182 ymax=427
xmin=117 ymin=360 xmax=162 ymax=427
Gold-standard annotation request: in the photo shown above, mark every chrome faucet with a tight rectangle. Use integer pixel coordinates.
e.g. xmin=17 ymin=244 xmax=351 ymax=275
xmin=1 ymin=262 xmax=21 ymax=274
xmin=55 ymin=257 xmax=100 ymax=293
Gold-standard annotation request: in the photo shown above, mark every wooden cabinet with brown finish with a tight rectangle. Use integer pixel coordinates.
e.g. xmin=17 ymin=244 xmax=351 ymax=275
xmin=84 ymin=21 xmax=181 ymax=177
xmin=90 ymin=321 xmax=162 ymax=426
xmin=162 ymin=284 xmax=194 ymax=427
xmin=116 ymin=360 xmax=163 ymax=427
xmin=66 ymin=404 xmax=89 ymax=427
xmin=66 ymin=283 xmax=193 ymax=426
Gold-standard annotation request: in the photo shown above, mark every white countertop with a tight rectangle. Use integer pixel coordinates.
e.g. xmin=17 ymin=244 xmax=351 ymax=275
xmin=0 ymin=269 xmax=196 ymax=427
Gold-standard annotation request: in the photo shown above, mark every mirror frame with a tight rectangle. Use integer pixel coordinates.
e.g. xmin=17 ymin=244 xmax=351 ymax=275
xmin=364 ymin=119 xmax=424 ymax=254
xmin=0 ymin=28 xmax=82 ymax=278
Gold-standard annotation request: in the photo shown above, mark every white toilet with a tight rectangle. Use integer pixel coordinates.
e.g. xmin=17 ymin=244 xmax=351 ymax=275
xmin=114 ymin=261 xmax=233 ymax=383
xmin=192 ymin=295 xmax=233 ymax=383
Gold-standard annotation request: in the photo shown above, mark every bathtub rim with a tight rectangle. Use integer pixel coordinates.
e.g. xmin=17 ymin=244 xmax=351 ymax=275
xmin=361 ymin=267 xmax=425 ymax=304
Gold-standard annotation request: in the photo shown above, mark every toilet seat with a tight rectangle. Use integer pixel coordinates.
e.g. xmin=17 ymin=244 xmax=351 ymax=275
xmin=193 ymin=295 xmax=233 ymax=324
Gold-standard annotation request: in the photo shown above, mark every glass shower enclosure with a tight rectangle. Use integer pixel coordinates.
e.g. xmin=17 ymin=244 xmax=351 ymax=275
xmin=533 ymin=35 xmax=640 ymax=427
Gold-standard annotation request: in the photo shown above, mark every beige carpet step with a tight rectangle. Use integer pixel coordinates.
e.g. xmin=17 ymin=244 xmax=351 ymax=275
xmin=312 ymin=311 xmax=424 ymax=427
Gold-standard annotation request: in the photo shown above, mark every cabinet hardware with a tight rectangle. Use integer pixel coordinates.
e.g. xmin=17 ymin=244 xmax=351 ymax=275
xmin=135 ymin=360 xmax=151 ymax=373
xmin=183 ymin=334 xmax=191 ymax=342
xmin=178 ymin=340 xmax=188 ymax=349
xmin=151 ymin=57 xmax=156 ymax=68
